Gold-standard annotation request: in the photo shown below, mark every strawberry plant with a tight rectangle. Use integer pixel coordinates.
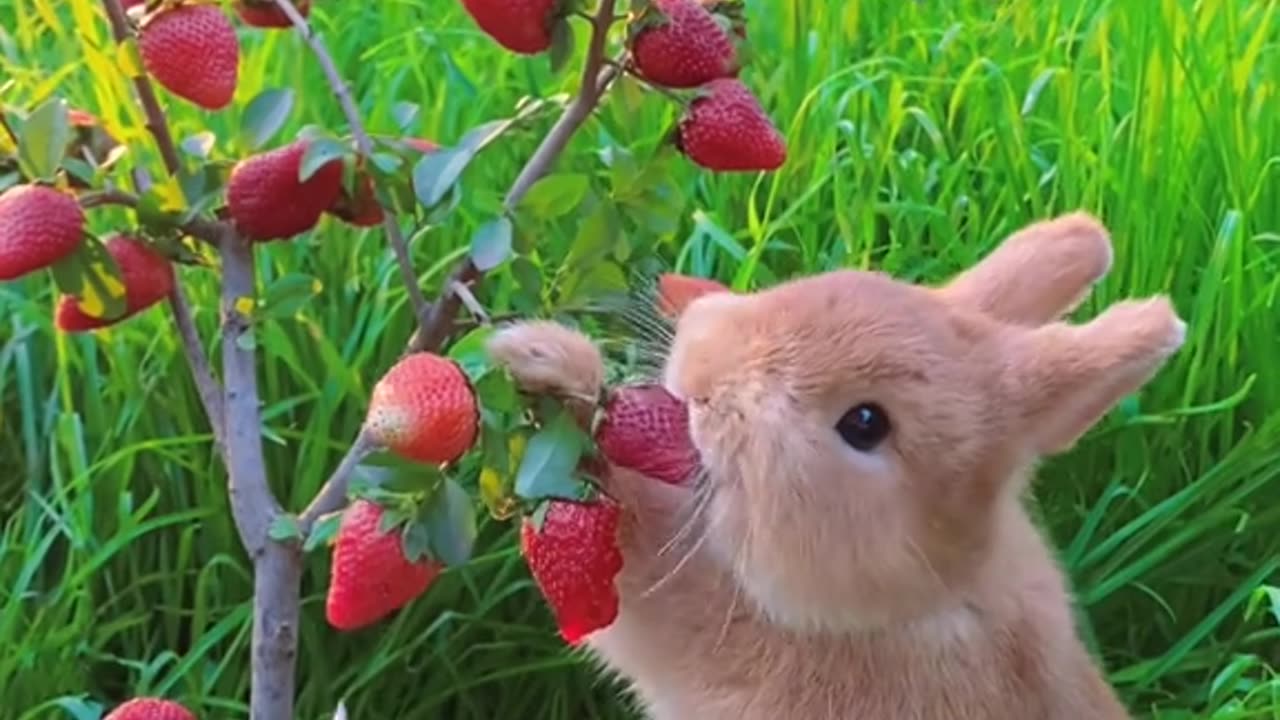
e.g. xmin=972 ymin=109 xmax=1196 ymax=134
xmin=1 ymin=0 xmax=784 ymax=716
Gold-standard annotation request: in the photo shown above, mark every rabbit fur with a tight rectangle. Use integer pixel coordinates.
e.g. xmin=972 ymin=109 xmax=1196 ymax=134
xmin=487 ymin=211 xmax=1186 ymax=720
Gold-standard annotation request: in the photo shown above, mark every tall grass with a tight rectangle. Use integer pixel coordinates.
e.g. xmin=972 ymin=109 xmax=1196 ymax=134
xmin=1 ymin=0 xmax=1278 ymax=717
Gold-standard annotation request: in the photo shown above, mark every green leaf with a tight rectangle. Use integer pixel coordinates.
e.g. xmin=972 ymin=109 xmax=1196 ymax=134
xmin=261 ymin=272 xmax=322 ymax=320
xmin=511 ymin=255 xmax=542 ymax=300
xmin=303 ymin=512 xmax=342 ymax=552
xmin=568 ymin=261 xmax=629 ymax=302
xmin=548 ymin=18 xmax=575 ymax=74
xmin=356 ymin=454 xmax=445 ymax=494
xmin=17 ymin=96 xmax=69 ymax=181
xmin=421 ymin=477 xmax=477 ymax=566
xmin=49 ymin=237 xmax=127 ymax=321
xmin=268 ymin=515 xmax=303 ymax=542
xmin=519 ymin=172 xmax=589 ymax=220
xmin=412 ymin=117 xmax=523 ymax=208
xmin=412 ymin=145 xmax=471 ymax=208
xmin=564 ymin=202 xmax=621 ymax=270
xmin=62 ymin=158 xmax=94 ymax=186
xmin=469 ymin=216 xmax=513 ymax=271
xmin=0 ymin=171 xmax=20 ymax=193
xmin=235 ymin=328 xmax=257 ymax=351
xmin=180 ymin=131 xmax=216 ymax=159
xmin=514 ymin=410 xmax=591 ymax=502
xmin=447 ymin=325 xmax=497 ymax=378
xmin=298 ymin=137 xmax=348 ymax=182
xmin=241 ymin=87 xmax=296 ymax=151
xmin=392 ymin=102 xmax=420 ymax=132
xmin=473 ymin=369 xmax=519 ymax=419
xmin=401 ymin=514 xmax=432 ymax=563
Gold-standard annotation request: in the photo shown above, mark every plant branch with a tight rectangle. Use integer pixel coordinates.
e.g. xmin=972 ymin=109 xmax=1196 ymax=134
xmin=306 ymin=0 xmax=622 ymax=526
xmin=220 ymin=229 xmax=302 ymax=720
xmin=298 ymin=431 xmax=374 ymax=533
xmin=79 ymin=188 xmax=225 ymax=243
xmin=98 ymin=0 xmax=226 ymax=461
xmin=99 ymin=0 xmax=182 ymax=175
xmin=271 ymin=0 xmax=432 ymax=335
xmin=168 ymin=285 xmax=226 ymax=450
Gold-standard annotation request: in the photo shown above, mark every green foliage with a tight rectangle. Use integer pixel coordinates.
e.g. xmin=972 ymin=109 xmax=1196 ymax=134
xmin=1 ymin=0 xmax=1278 ymax=719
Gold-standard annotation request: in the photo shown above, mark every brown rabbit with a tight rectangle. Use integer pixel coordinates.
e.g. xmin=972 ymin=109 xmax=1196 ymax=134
xmin=488 ymin=212 xmax=1185 ymax=720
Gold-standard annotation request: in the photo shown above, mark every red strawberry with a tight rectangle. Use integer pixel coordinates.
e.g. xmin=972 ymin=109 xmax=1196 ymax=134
xmin=329 ymin=174 xmax=385 ymax=227
xmin=55 ymin=236 xmax=175 ymax=332
xmin=329 ymin=139 xmax=440 ymax=227
xmin=326 ymin=499 xmax=442 ymax=631
xmin=103 ymin=698 xmax=196 ymax=720
xmin=459 ymin=0 xmax=560 ymax=55
xmin=656 ymin=272 xmax=730 ymax=318
xmin=520 ymin=498 xmax=623 ymax=644
xmin=630 ymin=0 xmax=739 ymax=89
xmin=364 ymin=352 xmax=479 ymax=464
xmin=676 ymin=78 xmax=786 ymax=172
xmin=139 ymin=5 xmax=239 ymax=111
xmin=226 ymin=140 xmax=344 ymax=241
xmin=234 ymin=0 xmax=310 ymax=29
xmin=0 ymin=184 xmax=84 ymax=281
xmin=595 ymin=384 xmax=699 ymax=485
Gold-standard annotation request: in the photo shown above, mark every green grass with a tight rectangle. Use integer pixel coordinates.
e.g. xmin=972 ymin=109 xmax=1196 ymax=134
xmin=2 ymin=0 xmax=1279 ymax=717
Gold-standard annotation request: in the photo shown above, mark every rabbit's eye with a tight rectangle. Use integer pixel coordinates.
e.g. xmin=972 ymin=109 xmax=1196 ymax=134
xmin=835 ymin=403 xmax=891 ymax=451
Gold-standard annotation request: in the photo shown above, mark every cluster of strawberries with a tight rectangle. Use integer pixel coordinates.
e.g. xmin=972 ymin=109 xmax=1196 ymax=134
xmin=327 ymin=302 xmax=704 ymax=644
xmin=460 ymin=0 xmax=787 ymax=172
xmin=0 ymin=183 xmax=176 ymax=332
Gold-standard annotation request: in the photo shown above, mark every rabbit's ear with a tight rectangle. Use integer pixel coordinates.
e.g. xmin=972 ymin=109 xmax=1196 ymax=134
xmin=940 ymin=212 xmax=1114 ymax=326
xmin=1003 ymin=296 xmax=1186 ymax=455
xmin=655 ymin=273 xmax=731 ymax=320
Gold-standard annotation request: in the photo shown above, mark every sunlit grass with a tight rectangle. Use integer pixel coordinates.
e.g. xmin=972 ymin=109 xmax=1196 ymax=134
xmin=1 ymin=0 xmax=1278 ymax=717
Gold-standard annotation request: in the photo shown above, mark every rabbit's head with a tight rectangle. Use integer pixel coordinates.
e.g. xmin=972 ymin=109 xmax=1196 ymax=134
xmin=663 ymin=213 xmax=1185 ymax=634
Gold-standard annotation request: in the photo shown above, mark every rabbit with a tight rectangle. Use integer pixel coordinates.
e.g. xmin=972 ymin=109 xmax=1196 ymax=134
xmin=487 ymin=211 xmax=1186 ymax=720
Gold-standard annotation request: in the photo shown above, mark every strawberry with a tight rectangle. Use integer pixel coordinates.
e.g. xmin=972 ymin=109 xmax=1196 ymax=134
xmin=363 ymin=352 xmax=479 ymax=464
xmin=459 ymin=0 xmax=561 ymax=55
xmin=328 ymin=139 xmax=440 ymax=227
xmin=676 ymin=77 xmax=786 ymax=172
xmin=595 ymin=384 xmax=699 ymax=485
xmin=55 ymin=236 xmax=175 ymax=332
xmin=630 ymin=0 xmax=739 ymax=89
xmin=0 ymin=184 xmax=84 ymax=281
xmin=234 ymin=0 xmax=310 ymax=29
xmin=226 ymin=140 xmax=344 ymax=241
xmin=103 ymin=698 xmax=196 ymax=720
xmin=656 ymin=272 xmax=730 ymax=318
xmin=520 ymin=498 xmax=623 ymax=644
xmin=326 ymin=499 xmax=442 ymax=631
xmin=139 ymin=4 xmax=239 ymax=110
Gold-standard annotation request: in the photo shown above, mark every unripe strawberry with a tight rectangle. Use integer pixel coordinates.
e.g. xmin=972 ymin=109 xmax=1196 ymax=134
xmin=520 ymin=498 xmax=624 ymax=645
xmin=0 ymin=184 xmax=84 ymax=281
xmin=364 ymin=352 xmax=479 ymax=464
xmin=656 ymin=272 xmax=730 ymax=318
xmin=103 ymin=698 xmax=196 ymax=720
xmin=234 ymin=0 xmax=310 ymax=28
xmin=595 ymin=384 xmax=699 ymax=485
xmin=226 ymin=140 xmax=343 ymax=241
xmin=458 ymin=0 xmax=560 ymax=55
xmin=676 ymin=78 xmax=786 ymax=172
xmin=139 ymin=4 xmax=239 ymax=111
xmin=326 ymin=499 xmax=442 ymax=631
xmin=55 ymin=236 xmax=175 ymax=332
xmin=630 ymin=0 xmax=739 ymax=88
